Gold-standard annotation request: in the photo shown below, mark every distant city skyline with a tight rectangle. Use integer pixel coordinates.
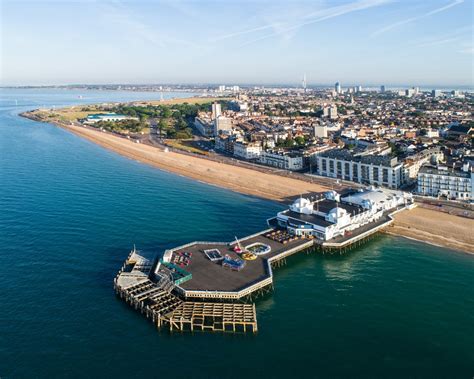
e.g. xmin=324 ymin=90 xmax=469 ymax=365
xmin=1 ymin=0 xmax=473 ymax=86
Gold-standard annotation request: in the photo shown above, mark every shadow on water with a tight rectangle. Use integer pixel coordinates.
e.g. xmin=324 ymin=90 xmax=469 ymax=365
xmin=267 ymin=233 xmax=388 ymax=282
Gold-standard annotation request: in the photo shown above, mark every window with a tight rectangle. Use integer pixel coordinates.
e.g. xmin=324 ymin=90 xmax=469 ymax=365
xmin=361 ymin=165 xmax=369 ymax=183
xmin=383 ymin=168 xmax=389 ymax=183
xmin=373 ymin=167 xmax=379 ymax=182
xmin=336 ymin=161 xmax=342 ymax=178
xmin=353 ymin=163 xmax=359 ymax=181
xmin=344 ymin=162 xmax=351 ymax=180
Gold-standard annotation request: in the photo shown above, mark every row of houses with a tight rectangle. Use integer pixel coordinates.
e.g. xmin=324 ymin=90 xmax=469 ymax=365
xmin=219 ymin=137 xmax=306 ymax=170
xmin=217 ymin=135 xmax=335 ymax=171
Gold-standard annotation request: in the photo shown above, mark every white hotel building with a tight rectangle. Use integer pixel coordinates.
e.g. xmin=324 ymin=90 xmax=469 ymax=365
xmin=316 ymin=149 xmax=404 ymax=189
xmin=259 ymin=150 xmax=304 ymax=171
xmin=233 ymin=142 xmax=262 ymax=160
xmin=275 ymin=188 xmax=412 ymax=241
xmin=417 ymin=164 xmax=473 ymax=201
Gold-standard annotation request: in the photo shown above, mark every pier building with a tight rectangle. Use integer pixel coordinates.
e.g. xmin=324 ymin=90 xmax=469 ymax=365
xmin=277 ymin=187 xmax=412 ymax=240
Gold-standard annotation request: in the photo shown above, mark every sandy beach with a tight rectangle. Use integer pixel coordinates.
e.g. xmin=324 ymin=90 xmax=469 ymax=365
xmin=388 ymin=207 xmax=474 ymax=254
xmin=22 ymin=111 xmax=474 ymax=254
xmin=46 ymin=121 xmax=330 ymax=201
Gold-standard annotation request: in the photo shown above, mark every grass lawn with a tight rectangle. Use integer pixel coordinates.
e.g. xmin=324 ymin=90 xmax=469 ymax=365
xmin=164 ymin=139 xmax=209 ymax=155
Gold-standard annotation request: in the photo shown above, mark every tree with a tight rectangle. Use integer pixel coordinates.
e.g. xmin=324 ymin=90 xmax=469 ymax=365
xmin=277 ymin=137 xmax=295 ymax=148
xmin=294 ymin=136 xmax=306 ymax=146
xmin=161 ymin=108 xmax=172 ymax=118
xmin=158 ymin=118 xmax=169 ymax=137
xmin=176 ymin=118 xmax=188 ymax=130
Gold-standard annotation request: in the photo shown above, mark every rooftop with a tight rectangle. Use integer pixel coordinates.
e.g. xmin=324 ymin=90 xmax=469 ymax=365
xmin=87 ymin=113 xmax=128 ymax=119
xmin=419 ymin=165 xmax=471 ymax=178
xmin=319 ymin=149 xmax=400 ymax=167
xmin=281 ymin=198 xmax=365 ymax=228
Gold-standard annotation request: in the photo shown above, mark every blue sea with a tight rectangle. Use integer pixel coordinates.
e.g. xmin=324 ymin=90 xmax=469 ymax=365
xmin=0 ymin=88 xmax=473 ymax=378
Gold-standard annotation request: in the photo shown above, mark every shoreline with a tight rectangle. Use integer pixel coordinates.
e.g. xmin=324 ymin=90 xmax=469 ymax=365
xmin=384 ymin=230 xmax=473 ymax=256
xmin=21 ymin=110 xmax=331 ymax=201
xmin=388 ymin=207 xmax=474 ymax=255
xmin=20 ymin=110 xmax=474 ymax=255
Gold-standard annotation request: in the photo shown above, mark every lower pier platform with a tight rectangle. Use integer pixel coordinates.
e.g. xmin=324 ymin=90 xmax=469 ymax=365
xmin=162 ymin=231 xmax=314 ymax=301
xmin=166 ymin=302 xmax=257 ymax=333
xmin=114 ymin=249 xmax=259 ymax=333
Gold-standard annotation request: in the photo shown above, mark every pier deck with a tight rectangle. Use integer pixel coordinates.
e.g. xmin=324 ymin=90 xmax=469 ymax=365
xmin=162 ymin=231 xmax=314 ymax=300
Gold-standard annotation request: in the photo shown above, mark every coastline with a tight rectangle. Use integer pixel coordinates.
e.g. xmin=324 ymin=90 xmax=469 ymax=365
xmin=20 ymin=110 xmax=474 ymax=255
xmin=388 ymin=207 xmax=474 ymax=255
xmin=21 ymin=111 xmax=330 ymax=201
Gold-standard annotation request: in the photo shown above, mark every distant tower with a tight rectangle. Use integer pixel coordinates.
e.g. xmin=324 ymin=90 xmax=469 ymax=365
xmin=380 ymin=85 xmax=386 ymax=93
xmin=335 ymin=82 xmax=341 ymax=94
xmin=302 ymin=73 xmax=307 ymax=93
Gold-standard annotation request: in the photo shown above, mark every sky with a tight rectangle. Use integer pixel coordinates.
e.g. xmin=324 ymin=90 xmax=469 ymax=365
xmin=1 ymin=0 xmax=473 ymax=86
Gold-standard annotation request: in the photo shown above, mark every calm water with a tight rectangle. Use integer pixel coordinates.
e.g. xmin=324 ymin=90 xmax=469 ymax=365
xmin=0 ymin=89 xmax=473 ymax=378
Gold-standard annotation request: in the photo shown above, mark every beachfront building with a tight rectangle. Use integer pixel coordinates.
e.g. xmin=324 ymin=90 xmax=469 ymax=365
xmin=215 ymin=134 xmax=236 ymax=155
xmin=83 ymin=113 xmax=138 ymax=124
xmin=233 ymin=141 xmax=262 ymax=160
xmin=275 ymin=187 xmax=412 ymax=241
xmin=194 ymin=116 xmax=214 ymax=137
xmin=316 ymin=149 xmax=404 ymax=189
xmin=259 ymin=150 xmax=304 ymax=171
xmin=417 ymin=164 xmax=473 ymax=201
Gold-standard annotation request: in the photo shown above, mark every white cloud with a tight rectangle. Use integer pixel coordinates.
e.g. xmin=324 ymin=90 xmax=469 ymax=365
xmin=371 ymin=0 xmax=464 ymax=37
xmin=413 ymin=25 xmax=472 ymax=48
xmin=211 ymin=0 xmax=391 ymax=46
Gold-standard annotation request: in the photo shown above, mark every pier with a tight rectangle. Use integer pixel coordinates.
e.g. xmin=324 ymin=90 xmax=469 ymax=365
xmin=114 ymin=216 xmax=391 ymax=333
xmin=114 ymin=188 xmax=415 ymax=333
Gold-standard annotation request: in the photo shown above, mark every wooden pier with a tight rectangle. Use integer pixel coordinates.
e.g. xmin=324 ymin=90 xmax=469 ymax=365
xmin=114 ymin=249 xmax=258 ymax=333
xmin=166 ymin=302 xmax=257 ymax=333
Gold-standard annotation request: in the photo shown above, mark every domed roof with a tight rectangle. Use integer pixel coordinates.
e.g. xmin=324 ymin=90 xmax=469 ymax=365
xmin=293 ymin=197 xmax=311 ymax=208
xmin=329 ymin=207 xmax=348 ymax=218
xmin=290 ymin=197 xmax=313 ymax=214
xmin=326 ymin=206 xmax=349 ymax=224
